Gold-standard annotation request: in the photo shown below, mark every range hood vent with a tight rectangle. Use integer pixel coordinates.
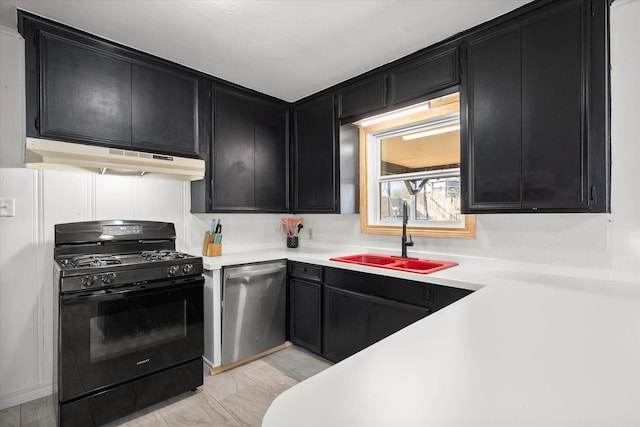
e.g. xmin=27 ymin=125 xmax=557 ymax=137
xmin=25 ymin=138 xmax=205 ymax=181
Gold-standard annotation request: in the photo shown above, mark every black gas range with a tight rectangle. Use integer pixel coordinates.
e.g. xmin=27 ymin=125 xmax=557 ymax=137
xmin=53 ymin=220 xmax=204 ymax=427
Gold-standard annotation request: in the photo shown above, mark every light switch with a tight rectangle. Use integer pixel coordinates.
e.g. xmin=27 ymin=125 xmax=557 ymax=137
xmin=0 ymin=198 xmax=16 ymax=217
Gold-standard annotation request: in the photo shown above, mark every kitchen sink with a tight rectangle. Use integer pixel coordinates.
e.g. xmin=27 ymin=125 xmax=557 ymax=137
xmin=330 ymin=253 xmax=457 ymax=274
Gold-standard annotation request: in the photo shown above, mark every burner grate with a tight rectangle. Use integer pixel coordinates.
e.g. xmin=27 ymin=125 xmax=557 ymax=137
xmin=71 ymin=255 xmax=122 ymax=268
xmin=140 ymin=250 xmax=189 ymax=262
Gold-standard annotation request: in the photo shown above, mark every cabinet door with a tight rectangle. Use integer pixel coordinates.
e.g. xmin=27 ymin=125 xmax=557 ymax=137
xmin=463 ymin=24 xmax=522 ymax=212
xmin=254 ymin=99 xmax=288 ymax=212
xmin=323 ymin=286 xmax=370 ymax=362
xmin=212 ymin=88 xmax=255 ymax=210
xmin=337 ymin=76 xmax=387 ymax=120
xmin=323 ymin=286 xmax=429 ymax=363
xmin=39 ymin=32 xmax=132 ymax=146
xmin=132 ymin=63 xmax=199 ymax=157
xmin=293 ymin=95 xmax=338 ymax=213
xmin=390 ymin=47 xmax=459 ymax=107
xmin=289 ymin=279 xmax=322 ymax=355
xmin=521 ymin=1 xmax=589 ymax=210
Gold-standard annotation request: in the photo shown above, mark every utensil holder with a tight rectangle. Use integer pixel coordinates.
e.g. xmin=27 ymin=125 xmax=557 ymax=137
xmin=202 ymin=232 xmax=222 ymax=257
xmin=286 ymin=236 xmax=299 ymax=248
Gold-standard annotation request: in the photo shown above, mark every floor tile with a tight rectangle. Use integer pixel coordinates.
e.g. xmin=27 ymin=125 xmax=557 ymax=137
xmin=21 ymin=415 xmax=56 ymax=427
xmin=219 ymin=385 xmax=279 ymax=427
xmin=0 ymin=405 xmax=20 ymax=427
xmin=264 ymin=346 xmax=333 ymax=382
xmin=202 ymin=367 xmax=259 ymax=403
xmin=19 ymin=395 xmax=55 ymax=425
xmin=159 ymin=391 xmax=241 ymax=427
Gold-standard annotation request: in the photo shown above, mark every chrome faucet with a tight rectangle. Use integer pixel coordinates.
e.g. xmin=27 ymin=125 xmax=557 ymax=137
xmin=401 ymin=200 xmax=414 ymax=258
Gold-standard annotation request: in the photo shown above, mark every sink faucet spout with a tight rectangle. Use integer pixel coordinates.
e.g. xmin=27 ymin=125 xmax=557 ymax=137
xmin=401 ymin=200 xmax=414 ymax=258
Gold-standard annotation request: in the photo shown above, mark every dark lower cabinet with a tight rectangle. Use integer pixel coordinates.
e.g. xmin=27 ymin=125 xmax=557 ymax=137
xmin=289 ymin=278 xmax=322 ymax=354
xmin=462 ymin=0 xmax=609 ymax=213
xmin=323 ymin=286 xmax=429 ymax=363
xmin=288 ymin=262 xmax=473 ymax=363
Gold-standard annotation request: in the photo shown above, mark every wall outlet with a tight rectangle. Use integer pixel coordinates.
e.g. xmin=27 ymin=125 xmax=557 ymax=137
xmin=308 ymin=228 xmax=313 ymax=240
xmin=0 ymin=198 xmax=16 ymax=217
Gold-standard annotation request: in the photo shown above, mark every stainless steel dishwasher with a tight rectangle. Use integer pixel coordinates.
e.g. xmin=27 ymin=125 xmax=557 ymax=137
xmin=221 ymin=260 xmax=287 ymax=365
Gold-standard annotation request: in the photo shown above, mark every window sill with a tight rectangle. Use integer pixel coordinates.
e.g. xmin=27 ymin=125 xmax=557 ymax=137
xmin=360 ymin=216 xmax=476 ymax=239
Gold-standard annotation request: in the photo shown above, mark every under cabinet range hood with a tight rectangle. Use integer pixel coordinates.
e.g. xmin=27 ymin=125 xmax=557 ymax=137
xmin=25 ymin=138 xmax=205 ymax=181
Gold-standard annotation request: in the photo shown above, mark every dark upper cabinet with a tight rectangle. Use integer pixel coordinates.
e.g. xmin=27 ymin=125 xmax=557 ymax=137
xmin=463 ymin=24 xmax=522 ymax=210
xmin=293 ymin=94 xmax=339 ymax=213
xmin=131 ymin=64 xmax=198 ymax=156
xmin=389 ymin=46 xmax=460 ymax=107
xmin=462 ymin=0 xmax=609 ymax=213
xmin=206 ymin=86 xmax=288 ymax=212
xmin=255 ymin=100 xmax=289 ymax=211
xmin=20 ymin=12 xmax=200 ymax=158
xmin=38 ymin=32 xmax=132 ymax=147
xmin=337 ymin=75 xmax=387 ymax=121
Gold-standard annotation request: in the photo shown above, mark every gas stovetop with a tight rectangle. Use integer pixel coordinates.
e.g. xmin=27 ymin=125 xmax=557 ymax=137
xmin=55 ymin=249 xmax=203 ymax=293
xmin=57 ymin=250 xmax=197 ymax=270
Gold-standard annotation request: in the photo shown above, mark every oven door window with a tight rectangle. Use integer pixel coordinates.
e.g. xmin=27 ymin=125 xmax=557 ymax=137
xmin=90 ymin=299 xmax=187 ymax=362
xmin=59 ymin=280 xmax=204 ymax=402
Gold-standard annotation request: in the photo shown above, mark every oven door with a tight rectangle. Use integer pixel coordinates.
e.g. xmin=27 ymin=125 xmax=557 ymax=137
xmin=58 ymin=277 xmax=204 ymax=402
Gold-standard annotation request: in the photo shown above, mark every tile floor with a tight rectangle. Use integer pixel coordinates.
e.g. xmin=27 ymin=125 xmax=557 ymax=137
xmin=0 ymin=345 xmax=332 ymax=427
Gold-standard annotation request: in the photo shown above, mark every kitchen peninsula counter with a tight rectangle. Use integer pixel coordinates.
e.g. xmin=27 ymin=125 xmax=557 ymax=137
xmin=198 ymin=245 xmax=640 ymax=426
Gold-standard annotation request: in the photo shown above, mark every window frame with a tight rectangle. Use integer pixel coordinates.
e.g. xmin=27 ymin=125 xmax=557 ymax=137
xmin=357 ymin=96 xmax=476 ymax=239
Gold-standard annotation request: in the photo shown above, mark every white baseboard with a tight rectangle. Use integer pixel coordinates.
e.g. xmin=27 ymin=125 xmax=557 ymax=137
xmin=0 ymin=383 xmax=53 ymax=411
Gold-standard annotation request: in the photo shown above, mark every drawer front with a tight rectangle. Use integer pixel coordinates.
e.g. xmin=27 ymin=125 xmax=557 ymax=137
xmin=288 ymin=261 xmax=323 ymax=282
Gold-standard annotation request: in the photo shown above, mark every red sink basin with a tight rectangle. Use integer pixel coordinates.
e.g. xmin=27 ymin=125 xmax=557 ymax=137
xmin=330 ymin=253 xmax=457 ymax=274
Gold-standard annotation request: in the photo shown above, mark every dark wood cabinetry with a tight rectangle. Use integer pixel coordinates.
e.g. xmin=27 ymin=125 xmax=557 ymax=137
xmin=389 ymin=46 xmax=460 ymax=107
xmin=38 ymin=32 xmax=132 ymax=147
xmin=131 ymin=64 xmax=198 ymax=156
xmin=337 ymin=76 xmax=388 ymax=121
xmin=287 ymin=262 xmax=473 ymax=362
xmin=20 ymin=12 xmax=201 ymax=158
xmin=208 ymin=87 xmax=288 ymax=212
xmin=293 ymin=95 xmax=339 ymax=213
xmin=288 ymin=262 xmax=323 ymax=354
xmin=323 ymin=285 xmax=429 ymax=362
xmin=462 ymin=0 xmax=609 ymax=213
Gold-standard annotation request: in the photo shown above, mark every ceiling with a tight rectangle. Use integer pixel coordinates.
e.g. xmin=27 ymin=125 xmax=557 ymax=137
xmin=0 ymin=0 xmax=531 ymax=102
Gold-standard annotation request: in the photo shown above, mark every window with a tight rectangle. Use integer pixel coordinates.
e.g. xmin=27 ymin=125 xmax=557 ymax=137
xmin=358 ymin=93 xmax=475 ymax=238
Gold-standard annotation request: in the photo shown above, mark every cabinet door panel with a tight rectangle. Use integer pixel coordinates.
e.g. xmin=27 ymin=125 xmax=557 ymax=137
xmin=289 ymin=279 xmax=322 ymax=355
xmin=132 ymin=64 xmax=198 ymax=156
xmin=213 ymin=88 xmax=255 ymax=210
xmin=368 ymin=297 xmax=429 ymax=344
xmin=390 ymin=47 xmax=459 ymax=106
xmin=254 ymin=100 xmax=288 ymax=211
xmin=40 ymin=33 xmax=132 ymax=146
xmin=521 ymin=1 xmax=589 ymax=210
xmin=293 ymin=95 xmax=338 ymax=212
xmin=464 ymin=25 xmax=522 ymax=211
xmin=323 ymin=286 xmax=370 ymax=362
xmin=338 ymin=76 xmax=387 ymax=120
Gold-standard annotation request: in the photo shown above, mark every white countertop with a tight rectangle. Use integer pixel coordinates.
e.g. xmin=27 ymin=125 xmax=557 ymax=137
xmin=196 ymin=245 xmax=640 ymax=426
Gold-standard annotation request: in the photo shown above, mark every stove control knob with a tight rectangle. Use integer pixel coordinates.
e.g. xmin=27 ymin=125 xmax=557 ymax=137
xmin=167 ymin=265 xmax=180 ymax=276
xmin=182 ymin=263 xmax=193 ymax=274
xmin=101 ymin=273 xmax=116 ymax=284
xmin=81 ymin=275 xmax=99 ymax=287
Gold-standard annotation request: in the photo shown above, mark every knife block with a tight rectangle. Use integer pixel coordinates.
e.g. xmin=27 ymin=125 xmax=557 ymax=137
xmin=202 ymin=232 xmax=222 ymax=257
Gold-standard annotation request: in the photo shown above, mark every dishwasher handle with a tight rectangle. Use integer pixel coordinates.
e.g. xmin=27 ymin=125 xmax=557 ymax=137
xmin=225 ymin=265 xmax=285 ymax=280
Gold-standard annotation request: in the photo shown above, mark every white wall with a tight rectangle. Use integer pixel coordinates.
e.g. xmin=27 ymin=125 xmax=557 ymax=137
xmin=1 ymin=0 xmax=639 ymax=410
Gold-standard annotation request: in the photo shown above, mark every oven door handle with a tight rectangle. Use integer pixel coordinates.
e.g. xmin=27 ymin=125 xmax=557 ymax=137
xmin=61 ymin=278 xmax=203 ymax=303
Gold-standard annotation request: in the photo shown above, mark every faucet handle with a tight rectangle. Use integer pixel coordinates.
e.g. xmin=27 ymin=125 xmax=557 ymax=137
xmin=407 ymin=234 xmax=414 ymax=246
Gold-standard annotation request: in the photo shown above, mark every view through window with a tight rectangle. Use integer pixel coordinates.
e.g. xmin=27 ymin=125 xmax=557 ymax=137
xmin=359 ymin=93 xmax=475 ymax=238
